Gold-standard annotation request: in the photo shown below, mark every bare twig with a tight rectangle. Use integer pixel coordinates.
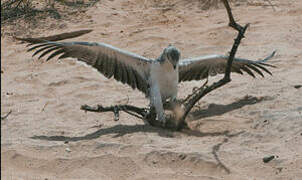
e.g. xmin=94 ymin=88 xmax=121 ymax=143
xmin=221 ymin=0 xmax=241 ymax=30
xmin=81 ymin=104 xmax=180 ymax=129
xmin=14 ymin=0 xmax=23 ymax=9
xmin=1 ymin=110 xmax=12 ymax=120
xmin=81 ymin=104 xmax=149 ymax=121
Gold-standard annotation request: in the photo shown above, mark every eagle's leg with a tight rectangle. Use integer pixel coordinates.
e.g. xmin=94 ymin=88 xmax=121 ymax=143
xmin=149 ymin=83 xmax=166 ymax=125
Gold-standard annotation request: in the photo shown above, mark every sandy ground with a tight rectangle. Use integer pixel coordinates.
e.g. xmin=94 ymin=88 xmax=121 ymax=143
xmin=1 ymin=0 xmax=302 ymax=179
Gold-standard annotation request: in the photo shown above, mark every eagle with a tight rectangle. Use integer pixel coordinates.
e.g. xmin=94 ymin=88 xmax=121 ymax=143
xmin=17 ymin=30 xmax=275 ymax=124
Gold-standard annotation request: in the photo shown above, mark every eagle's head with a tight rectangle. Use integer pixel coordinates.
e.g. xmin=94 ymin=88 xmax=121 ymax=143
xmin=161 ymin=45 xmax=181 ymax=69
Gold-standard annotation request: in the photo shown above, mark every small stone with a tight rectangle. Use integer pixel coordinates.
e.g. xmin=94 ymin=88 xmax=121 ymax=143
xmin=294 ymin=85 xmax=302 ymax=89
xmin=65 ymin=148 xmax=71 ymax=152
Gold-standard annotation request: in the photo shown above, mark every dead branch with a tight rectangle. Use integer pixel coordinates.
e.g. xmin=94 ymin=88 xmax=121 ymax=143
xmin=81 ymin=104 xmax=149 ymax=121
xmin=81 ymin=104 xmax=182 ymax=129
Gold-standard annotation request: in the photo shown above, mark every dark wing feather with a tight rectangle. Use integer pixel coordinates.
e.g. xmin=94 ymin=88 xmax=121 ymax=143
xmin=179 ymin=51 xmax=276 ymax=82
xmin=23 ymin=40 xmax=152 ymax=94
xmin=15 ymin=29 xmax=93 ymax=45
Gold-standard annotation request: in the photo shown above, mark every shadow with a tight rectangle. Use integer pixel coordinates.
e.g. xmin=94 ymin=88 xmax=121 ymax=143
xmin=56 ymin=0 xmax=100 ymax=8
xmin=180 ymin=129 xmax=244 ymax=138
xmin=1 ymin=4 xmax=61 ymax=23
xmin=31 ymin=96 xmax=262 ymax=142
xmin=31 ymin=124 xmax=176 ymax=142
xmin=31 ymin=123 xmax=244 ymax=142
xmin=190 ymin=95 xmax=273 ymax=120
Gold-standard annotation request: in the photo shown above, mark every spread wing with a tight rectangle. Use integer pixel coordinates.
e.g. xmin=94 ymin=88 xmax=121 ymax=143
xmin=179 ymin=51 xmax=276 ymax=82
xmin=23 ymin=40 xmax=152 ymax=94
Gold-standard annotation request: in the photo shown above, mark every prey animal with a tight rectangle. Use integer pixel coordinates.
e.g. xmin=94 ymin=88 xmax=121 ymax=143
xmin=18 ymin=37 xmax=275 ymax=124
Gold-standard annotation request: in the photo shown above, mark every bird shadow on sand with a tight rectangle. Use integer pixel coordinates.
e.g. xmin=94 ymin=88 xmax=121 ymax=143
xmin=30 ymin=123 xmax=243 ymax=142
xmin=30 ymin=95 xmax=273 ymax=142
xmin=30 ymin=122 xmax=242 ymax=174
xmin=31 ymin=124 xmax=172 ymax=142
xmin=189 ymin=95 xmax=274 ymax=121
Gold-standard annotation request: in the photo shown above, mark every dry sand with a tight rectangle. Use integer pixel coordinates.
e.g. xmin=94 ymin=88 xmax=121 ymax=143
xmin=1 ymin=0 xmax=302 ymax=179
